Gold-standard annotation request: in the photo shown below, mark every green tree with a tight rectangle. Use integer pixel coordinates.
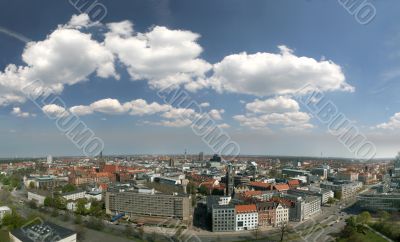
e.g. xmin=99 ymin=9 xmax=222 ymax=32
xmin=357 ymin=211 xmax=371 ymax=224
xmin=29 ymin=181 xmax=35 ymax=189
xmin=334 ymin=191 xmax=342 ymax=200
xmin=327 ymin=197 xmax=335 ymax=204
xmin=2 ymin=211 xmax=25 ymax=230
xmin=44 ymin=196 xmax=54 ymax=207
xmin=61 ymin=184 xmax=76 ymax=193
xmin=76 ymin=198 xmax=88 ymax=215
xmin=74 ymin=214 xmax=82 ymax=224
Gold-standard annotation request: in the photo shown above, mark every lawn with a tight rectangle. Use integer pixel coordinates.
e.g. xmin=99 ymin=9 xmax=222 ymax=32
xmin=0 ymin=229 xmax=10 ymax=242
xmin=337 ymin=229 xmax=387 ymax=242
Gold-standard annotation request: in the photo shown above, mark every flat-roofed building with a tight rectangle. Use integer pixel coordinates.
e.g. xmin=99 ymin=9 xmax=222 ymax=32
xmin=357 ymin=193 xmax=400 ymax=211
xmin=106 ymin=189 xmax=191 ymax=222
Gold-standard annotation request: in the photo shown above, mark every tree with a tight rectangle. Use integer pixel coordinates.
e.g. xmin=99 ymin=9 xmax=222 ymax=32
xmin=378 ymin=210 xmax=390 ymax=222
xmin=74 ymin=214 xmax=82 ymax=224
xmin=61 ymin=184 xmax=76 ymax=193
xmin=44 ymin=196 xmax=54 ymax=207
xmin=76 ymin=198 xmax=88 ymax=215
xmin=62 ymin=212 xmax=70 ymax=222
xmin=86 ymin=217 xmax=104 ymax=231
xmin=124 ymin=224 xmax=134 ymax=237
xmin=357 ymin=211 xmax=371 ymax=225
xmin=252 ymin=226 xmax=260 ymax=240
xmin=29 ymin=181 xmax=35 ymax=189
xmin=279 ymin=222 xmax=289 ymax=242
xmin=2 ymin=211 xmax=25 ymax=230
xmin=327 ymin=197 xmax=335 ymax=204
xmin=75 ymin=225 xmax=85 ymax=240
xmin=50 ymin=208 xmax=59 ymax=217
xmin=28 ymin=200 xmax=37 ymax=209
xmin=334 ymin=191 xmax=342 ymax=200
xmin=138 ymin=226 xmax=144 ymax=239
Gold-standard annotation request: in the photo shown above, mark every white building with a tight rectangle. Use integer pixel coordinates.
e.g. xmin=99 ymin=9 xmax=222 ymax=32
xmin=10 ymin=222 xmax=76 ymax=242
xmin=235 ymin=204 xmax=258 ymax=231
xmin=274 ymin=204 xmax=289 ymax=226
xmin=28 ymin=191 xmax=47 ymax=206
xmin=0 ymin=206 xmax=11 ymax=221
xmin=62 ymin=190 xmax=86 ymax=201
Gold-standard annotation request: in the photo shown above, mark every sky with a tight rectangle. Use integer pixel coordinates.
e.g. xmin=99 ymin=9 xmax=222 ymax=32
xmin=0 ymin=0 xmax=400 ymax=158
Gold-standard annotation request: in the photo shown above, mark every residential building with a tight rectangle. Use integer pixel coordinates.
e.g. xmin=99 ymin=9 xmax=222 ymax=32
xmin=106 ymin=189 xmax=191 ymax=222
xmin=10 ymin=222 xmax=76 ymax=242
xmin=235 ymin=204 xmax=258 ymax=231
xmin=256 ymin=202 xmax=288 ymax=227
xmin=336 ymin=171 xmax=358 ymax=181
xmin=320 ymin=181 xmax=362 ymax=200
xmin=62 ymin=190 xmax=86 ymax=201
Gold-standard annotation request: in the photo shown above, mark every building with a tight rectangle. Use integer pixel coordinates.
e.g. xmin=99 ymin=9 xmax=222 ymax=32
xmin=320 ymin=181 xmax=362 ymax=200
xmin=226 ymin=163 xmax=234 ymax=197
xmin=0 ymin=206 xmax=11 ymax=221
xmin=256 ymin=202 xmax=288 ymax=227
xmin=336 ymin=171 xmax=358 ymax=181
xmin=10 ymin=221 xmax=76 ymax=242
xmin=62 ymin=190 xmax=86 ymax=201
xmin=106 ymin=189 xmax=191 ymax=222
xmin=272 ymin=193 xmax=321 ymax=222
xmin=27 ymin=191 xmax=47 ymax=206
xmin=198 ymin=152 xmax=204 ymax=162
xmin=47 ymin=155 xmax=53 ymax=164
xmin=235 ymin=204 xmax=258 ymax=231
xmin=357 ymin=193 xmax=400 ymax=211
xmin=282 ymin=169 xmax=310 ymax=178
xmin=288 ymin=187 xmax=334 ymax=205
xmin=212 ymin=204 xmax=236 ymax=232
xmin=311 ymin=168 xmax=328 ymax=180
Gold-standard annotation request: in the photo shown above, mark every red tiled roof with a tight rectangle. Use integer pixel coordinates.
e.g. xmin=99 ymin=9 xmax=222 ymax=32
xmin=249 ymin=181 xmax=270 ymax=188
xmin=242 ymin=190 xmax=263 ymax=197
xmin=288 ymin=180 xmax=300 ymax=186
xmin=236 ymin=204 xmax=257 ymax=213
xmin=274 ymin=184 xmax=289 ymax=191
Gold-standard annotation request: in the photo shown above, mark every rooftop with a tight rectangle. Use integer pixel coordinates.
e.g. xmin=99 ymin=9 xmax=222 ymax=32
xmin=235 ymin=204 xmax=257 ymax=213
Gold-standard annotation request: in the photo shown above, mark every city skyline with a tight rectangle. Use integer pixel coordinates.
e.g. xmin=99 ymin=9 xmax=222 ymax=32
xmin=1 ymin=1 xmax=400 ymax=158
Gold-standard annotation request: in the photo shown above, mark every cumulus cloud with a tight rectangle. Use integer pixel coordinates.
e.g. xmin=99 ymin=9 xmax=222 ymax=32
xmin=104 ymin=22 xmax=212 ymax=90
xmin=208 ymin=109 xmax=225 ymax=120
xmin=199 ymin=102 xmax=210 ymax=108
xmin=69 ymin=98 xmax=170 ymax=116
xmin=0 ymin=14 xmax=118 ymax=107
xmin=206 ymin=46 xmax=353 ymax=96
xmin=42 ymin=104 xmax=68 ymax=118
xmin=234 ymin=111 xmax=312 ymax=130
xmin=246 ymin=96 xmax=299 ymax=113
xmin=11 ymin=107 xmax=32 ymax=118
xmin=234 ymin=96 xmax=312 ymax=131
xmin=376 ymin=113 xmax=400 ymax=130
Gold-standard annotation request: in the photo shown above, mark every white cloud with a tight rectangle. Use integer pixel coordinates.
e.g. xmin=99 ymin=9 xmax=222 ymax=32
xmin=11 ymin=107 xmax=31 ymax=118
xmin=206 ymin=46 xmax=353 ymax=96
xmin=218 ymin=123 xmax=230 ymax=129
xmin=69 ymin=98 xmax=171 ymax=116
xmin=234 ymin=111 xmax=312 ymax=130
xmin=208 ymin=109 xmax=225 ymax=120
xmin=199 ymin=102 xmax=210 ymax=108
xmin=0 ymin=14 xmax=118 ymax=107
xmin=246 ymin=96 xmax=299 ymax=113
xmin=376 ymin=113 xmax=400 ymax=130
xmin=104 ymin=22 xmax=211 ymax=90
xmin=42 ymin=104 xmax=68 ymax=118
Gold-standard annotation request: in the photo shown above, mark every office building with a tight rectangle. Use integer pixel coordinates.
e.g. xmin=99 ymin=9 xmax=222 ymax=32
xmin=235 ymin=204 xmax=258 ymax=231
xmin=226 ymin=163 xmax=234 ymax=197
xmin=106 ymin=189 xmax=191 ymax=222
xmin=357 ymin=193 xmax=400 ymax=211
xmin=10 ymin=222 xmax=76 ymax=242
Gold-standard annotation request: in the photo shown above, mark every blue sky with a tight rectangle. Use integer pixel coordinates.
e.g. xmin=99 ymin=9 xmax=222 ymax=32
xmin=0 ymin=0 xmax=399 ymax=158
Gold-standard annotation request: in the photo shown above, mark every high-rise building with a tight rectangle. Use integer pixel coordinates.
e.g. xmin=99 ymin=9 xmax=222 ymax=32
xmin=46 ymin=155 xmax=53 ymax=164
xmin=210 ymin=154 xmax=222 ymax=162
xmin=394 ymin=153 xmax=400 ymax=177
xmin=198 ymin=152 xmax=204 ymax=162
xmin=226 ymin=163 xmax=234 ymax=197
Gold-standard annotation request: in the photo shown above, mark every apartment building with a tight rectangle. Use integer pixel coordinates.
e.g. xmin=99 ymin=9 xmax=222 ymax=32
xmin=357 ymin=193 xmax=400 ymax=211
xmin=256 ymin=202 xmax=288 ymax=227
xmin=62 ymin=190 xmax=86 ymax=201
xmin=320 ymin=181 xmax=362 ymax=200
xmin=235 ymin=204 xmax=258 ymax=231
xmin=106 ymin=189 xmax=191 ymax=222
